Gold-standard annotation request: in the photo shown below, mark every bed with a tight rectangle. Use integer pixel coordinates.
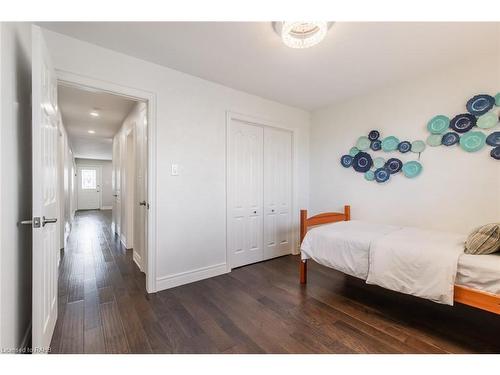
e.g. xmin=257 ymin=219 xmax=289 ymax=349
xmin=299 ymin=206 xmax=500 ymax=315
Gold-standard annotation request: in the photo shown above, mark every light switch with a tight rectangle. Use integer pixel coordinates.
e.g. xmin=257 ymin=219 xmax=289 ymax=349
xmin=171 ymin=164 xmax=179 ymax=176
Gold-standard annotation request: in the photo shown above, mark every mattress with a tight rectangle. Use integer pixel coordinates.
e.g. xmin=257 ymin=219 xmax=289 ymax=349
xmin=300 ymin=220 xmax=401 ymax=280
xmin=301 ymin=220 xmax=500 ymax=296
xmin=456 ymin=253 xmax=500 ymax=295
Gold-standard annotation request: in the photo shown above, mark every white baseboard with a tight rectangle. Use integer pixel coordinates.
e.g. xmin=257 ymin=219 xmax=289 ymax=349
xmin=133 ymin=251 xmax=143 ymax=272
xmin=100 ymin=206 xmax=112 ymax=210
xmin=156 ymin=263 xmax=228 ymax=291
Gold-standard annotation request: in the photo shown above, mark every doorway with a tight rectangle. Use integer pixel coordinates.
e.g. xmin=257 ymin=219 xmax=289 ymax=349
xmin=77 ymin=165 xmax=102 ymax=210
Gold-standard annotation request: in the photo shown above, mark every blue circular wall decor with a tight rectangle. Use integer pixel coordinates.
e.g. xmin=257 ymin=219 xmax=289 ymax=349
xmin=352 ymin=152 xmax=373 ymax=172
xmin=486 ymin=131 xmax=500 ymax=147
xmin=374 ymin=168 xmax=390 ymax=183
xmin=398 ymin=141 xmax=411 ymax=153
xmin=340 ymin=154 xmax=353 ymax=168
xmin=368 ymin=130 xmax=380 ymax=141
xmin=450 ymin=113 xmax=476 ymax=133
xmin=441 ymin=132 xmax=460 ymax=146
xmin=370 ymin=139 xmax=382 ymax=151
xmin=385 ymin=158 xmax=403 ymax=174
xmin=466 ymin=94 xmax=495 ymax=116
xmin=491 ymin=146 xmax=500 ymax=160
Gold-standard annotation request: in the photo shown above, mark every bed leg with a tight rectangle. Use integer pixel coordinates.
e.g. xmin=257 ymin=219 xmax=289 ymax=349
xmin=300 ymin=259 xmax=307 ymax=284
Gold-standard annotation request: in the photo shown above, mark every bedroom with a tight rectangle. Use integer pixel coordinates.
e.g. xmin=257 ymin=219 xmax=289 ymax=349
xmin=0 ymin=0 xmax=499 ymax=372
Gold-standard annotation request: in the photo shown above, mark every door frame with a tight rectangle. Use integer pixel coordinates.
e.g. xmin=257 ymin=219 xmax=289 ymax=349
xmin=225 ymin=111 xmax=297 ymax=271
xmin=57 ymin=70 xmax=158 ymax=293
xmin=76 ymin=164 xmax=103 ymax=210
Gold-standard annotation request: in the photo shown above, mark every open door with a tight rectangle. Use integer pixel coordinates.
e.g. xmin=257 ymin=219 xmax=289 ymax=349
xmin=134 ymin=104 xmax=148 ymax=271
xmin=31 ymin=25 xmax=59 ymax=352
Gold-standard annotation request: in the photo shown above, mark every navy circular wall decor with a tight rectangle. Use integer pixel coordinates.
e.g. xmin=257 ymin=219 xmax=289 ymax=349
xmin=374 ymin=168 xmax=390 ymax=183
xmin=466 ymin=94 xmax=495 ymax=116
xmin=340 ymin=155 xmax=353 ymax=168
xmin=368 ymin=130 xmax=380 ymax=141
xmin=385 ymin=158 xmax=403 ymax=174
xmin=370 ymin=139 xmax=382 ymax=151
xmin=449 ymin=113 xmax=476 ymax=133
xmin=491 ymin=146 xmax=500 ymax=160
xmin=486 ymin=131 xmax=500 ymax=147
xmin=352 ymin=152 xmax=373 ymax=173
xmin=441 ymin=132 xmax=460 ymax=146
xmin=398 ymin=141 xmax=411 ymax=153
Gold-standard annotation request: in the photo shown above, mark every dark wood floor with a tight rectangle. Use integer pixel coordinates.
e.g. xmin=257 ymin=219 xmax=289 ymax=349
xmin=50 ymin=210 xmax=500 ymax=354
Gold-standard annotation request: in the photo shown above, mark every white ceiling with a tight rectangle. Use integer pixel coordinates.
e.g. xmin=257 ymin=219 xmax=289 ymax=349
xmin=43 ymin=22 xmax=499 ymax=110
xmin=58 ymin=85 xmax=137 ymax=159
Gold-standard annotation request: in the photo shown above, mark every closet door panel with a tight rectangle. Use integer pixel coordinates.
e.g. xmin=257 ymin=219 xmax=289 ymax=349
xmin=228 ymin=120 xmax=264 ymax=268
xmin=264 ymin=127 xmax=292 ymax=260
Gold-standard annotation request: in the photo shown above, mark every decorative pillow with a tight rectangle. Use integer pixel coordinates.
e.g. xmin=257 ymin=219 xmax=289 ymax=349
xmin=464 ymin=223 xmax=500 ymax=255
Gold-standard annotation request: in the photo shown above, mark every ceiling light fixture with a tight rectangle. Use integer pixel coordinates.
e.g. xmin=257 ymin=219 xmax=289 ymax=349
xmin=273 ymin=22 xmax=332 ymax=49
xmin=89 ymin=111 xmax=99 ymax=117
xmin=88 ymin=130 xmax=95 ymax=134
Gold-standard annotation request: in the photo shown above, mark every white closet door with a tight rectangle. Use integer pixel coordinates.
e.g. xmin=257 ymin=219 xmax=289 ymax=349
xmin=228 ymin=120 xmax=264 ymax=268
xmin=264 ymin=127 xmax=292 ymax=260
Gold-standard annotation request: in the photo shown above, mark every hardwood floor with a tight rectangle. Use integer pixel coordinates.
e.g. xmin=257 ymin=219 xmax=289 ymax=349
xmin=50 ymin=210 xmax=500 ymax=354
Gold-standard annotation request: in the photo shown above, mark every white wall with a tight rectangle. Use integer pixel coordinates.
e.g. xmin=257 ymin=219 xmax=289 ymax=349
xmin=310 ymin=57 xmax=500 ymax=234
xmin=0 ymin=22 xmax=32 ymax=351
xmin=113 ymin=101 xmax=145 ymax=250
xmin=75 ymin=158 xmax=113 ymax=209
xmin=42 ymin=29 xmax=311 ymax=290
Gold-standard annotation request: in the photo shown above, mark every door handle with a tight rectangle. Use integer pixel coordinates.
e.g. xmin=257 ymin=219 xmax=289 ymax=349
xmin=113 ymin=194 xmax=118 ymax=197
xmin=19 ymin=217 xmax=41 ymax=228
xmin=41 ymin=216 xmax=57 ymax=227
xmin=139 ymin=201 xmax=147 ymax=206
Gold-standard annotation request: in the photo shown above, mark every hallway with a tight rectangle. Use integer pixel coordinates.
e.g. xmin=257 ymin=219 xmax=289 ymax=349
xmin=50 ymin=210 xmax=150 ymax=353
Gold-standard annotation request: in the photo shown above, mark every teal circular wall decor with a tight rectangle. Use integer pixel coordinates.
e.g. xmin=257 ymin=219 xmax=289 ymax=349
xmin=495 ymin=93 xmax=500 ymax=106
xmin=402 ymin=161 xmax=422 ymax=178
xmin=364 ymin=170 xmax=375 ymax=181
xmin=373 ymin=157 xmax=385 ymax=169
xmin=459 ymin=131 xmax=486 ymax=152
xmin=356 ymin=136 xmax=371 ymax=151
xmin=426 ymin=134 xmax=442 ymax=147
xmin=477 ymin=112 xmax=498 ymax=129
xmin=427 ymin=115 xmax=449 ymax=134
xmin=411 ymin=140 xmax=426 ymax=153
xmin=381 ymin=136 xmax=400 ymax=152
xmin=349 ymin=147 xmax=360 ymax=156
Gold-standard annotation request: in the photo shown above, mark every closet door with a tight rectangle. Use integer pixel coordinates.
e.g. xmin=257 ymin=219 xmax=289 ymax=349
xmin=228 ymin=120 xmax=264 ymax=268
xmin=264 ymin=127 xmax=292 ymax=260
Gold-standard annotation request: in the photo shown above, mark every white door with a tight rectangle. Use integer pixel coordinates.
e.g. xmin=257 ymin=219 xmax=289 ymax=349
xmin=31 ymin=25 xmax=59 ymax=352
xmin=228 ymin=120 xmax=264 ymax=268
xmin=77 ymin=166 xmax=101 ymax=210
xmin=134 ymin=106 xmax=148 ymax=271
xmin=264 ymin=128 xmax=293 ymax=259
xmin=112 ymin=138 xmax=121 ymax=235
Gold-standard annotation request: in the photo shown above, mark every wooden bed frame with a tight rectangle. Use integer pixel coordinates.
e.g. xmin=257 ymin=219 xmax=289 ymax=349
xmin=299 ymin=207 xmax=500 ymax=315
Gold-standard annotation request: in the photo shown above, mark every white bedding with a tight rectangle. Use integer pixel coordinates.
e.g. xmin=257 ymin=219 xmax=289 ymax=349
xmin=300 ymin=220 xmax=401 ymax=279
xmin=365 ymin=227 xmax=466 ymax=305
xmin=300 ymin=220 xmax=482 ymax=306
xmin=456 ymin=253 xmax=500 ymax=295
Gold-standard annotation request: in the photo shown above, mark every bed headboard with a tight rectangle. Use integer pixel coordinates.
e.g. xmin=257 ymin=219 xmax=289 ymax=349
xmin=300 ymin=206 xmax=351 ymax=243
